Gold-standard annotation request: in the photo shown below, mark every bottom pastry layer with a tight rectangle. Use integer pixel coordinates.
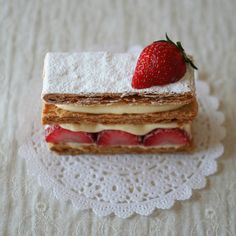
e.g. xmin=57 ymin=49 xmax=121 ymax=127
xmin=48 ymin=141 xmax=193 ymax=155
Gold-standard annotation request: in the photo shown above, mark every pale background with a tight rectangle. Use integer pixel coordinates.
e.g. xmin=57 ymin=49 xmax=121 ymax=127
xmin=1 ymin=0 xmax=236 ymax=235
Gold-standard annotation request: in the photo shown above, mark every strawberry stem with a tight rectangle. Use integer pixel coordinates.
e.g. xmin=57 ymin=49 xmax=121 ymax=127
xmin=155 ymin=34 xmax=198 ymax=70
xmin=165 ymin=33 xmax=175 ymax=45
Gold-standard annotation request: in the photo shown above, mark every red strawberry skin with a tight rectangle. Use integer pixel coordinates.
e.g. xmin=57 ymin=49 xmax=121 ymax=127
xmin=97 ymin=130 xmax=140 ymax=146
xmin=143 ymin=128 xmax=190 ymax=146
xmin=132 ymin=41 xmax=186 ymax=89
xmin=45 ymin=125 xmax=94 ymax=144
xmin=45 ymin=126 xmax=190 ymax=148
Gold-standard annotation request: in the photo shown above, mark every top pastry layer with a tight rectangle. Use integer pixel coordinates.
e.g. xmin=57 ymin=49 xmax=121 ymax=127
xmin=42 ymin=52 xmax=196 ymax=103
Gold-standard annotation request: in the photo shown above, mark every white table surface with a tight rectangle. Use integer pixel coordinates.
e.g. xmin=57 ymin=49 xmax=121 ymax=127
xmin=1 ymin=0 xmax=236 ymax=235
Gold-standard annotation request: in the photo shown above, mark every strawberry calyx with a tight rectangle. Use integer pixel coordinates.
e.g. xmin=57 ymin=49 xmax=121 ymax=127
xmin=155 ymin=33 xmax=198 ymax=70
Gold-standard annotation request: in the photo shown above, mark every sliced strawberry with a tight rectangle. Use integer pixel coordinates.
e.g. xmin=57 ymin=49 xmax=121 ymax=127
xmin=97 ymin=130 xmax=140 ymax=146
xmin=143 ymin=128 xmax=190 ymax=146
xmin=45 ymin=125 xmax=94 ymax=144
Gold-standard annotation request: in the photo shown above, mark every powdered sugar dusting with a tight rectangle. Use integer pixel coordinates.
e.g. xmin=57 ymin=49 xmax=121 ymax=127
xmin=42 ymin=52 xmax=194 ymax=97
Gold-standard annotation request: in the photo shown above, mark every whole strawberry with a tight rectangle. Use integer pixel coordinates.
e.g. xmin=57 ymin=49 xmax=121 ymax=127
xmin=132 ymin=34 xmax=197 ymax=89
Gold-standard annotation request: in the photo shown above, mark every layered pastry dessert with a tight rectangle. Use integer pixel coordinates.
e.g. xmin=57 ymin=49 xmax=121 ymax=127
xmin=41 ymin=35 xmax=198 ymax=154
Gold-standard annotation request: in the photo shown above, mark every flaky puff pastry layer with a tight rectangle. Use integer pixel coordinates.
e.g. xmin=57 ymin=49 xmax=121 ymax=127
xmin=48 ymin=141 xmax=194 ymax=155
xmin=42 ymin=98 xmax=198 ymax=125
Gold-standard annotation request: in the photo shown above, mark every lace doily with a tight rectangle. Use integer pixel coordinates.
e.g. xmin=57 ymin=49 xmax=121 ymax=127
xmin=18 ymin=80 xmax=225 ymax=218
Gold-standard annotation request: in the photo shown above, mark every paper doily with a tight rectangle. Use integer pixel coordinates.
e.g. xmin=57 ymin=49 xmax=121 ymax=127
xmin=18 ymin=80 xmax=225 ymax=218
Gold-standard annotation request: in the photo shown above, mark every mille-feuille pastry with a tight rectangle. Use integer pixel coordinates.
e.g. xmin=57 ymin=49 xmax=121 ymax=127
xmin=41 ymin=34 xmax=198 ymax=155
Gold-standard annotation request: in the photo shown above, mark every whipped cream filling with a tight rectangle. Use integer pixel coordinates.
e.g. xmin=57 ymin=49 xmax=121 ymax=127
xmin=56 ymin=103 xmax=184 ymax=114
xmin=59 ymin=123 xmax=191 ymax=136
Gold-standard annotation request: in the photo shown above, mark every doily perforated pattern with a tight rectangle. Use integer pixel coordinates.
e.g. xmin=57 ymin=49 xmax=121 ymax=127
xmin=19 ymin=80 xmax=225 ymax=218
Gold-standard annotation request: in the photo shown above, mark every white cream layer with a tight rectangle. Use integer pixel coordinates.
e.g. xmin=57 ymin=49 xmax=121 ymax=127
xmin=59 ymin=123 xmax=191 ymax=136
xmin=56 ymin=103 xmax=184 ymax=114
